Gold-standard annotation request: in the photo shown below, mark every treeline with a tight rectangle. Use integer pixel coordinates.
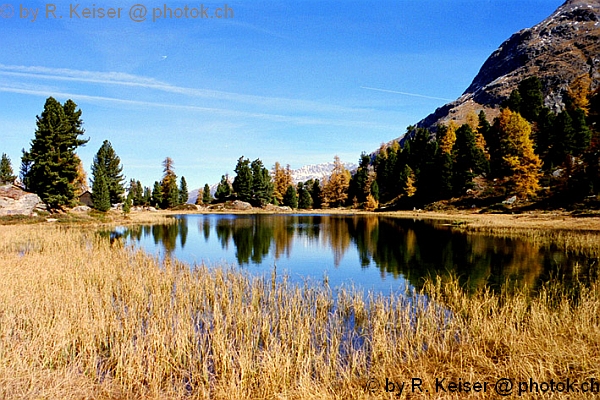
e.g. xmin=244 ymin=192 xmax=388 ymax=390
xmin=366 ymin=76 xmax=599 ymax=208
xmin=3 ymin=97 xmax=191 ymax=212
xmin=4 ymin=76 xmax=599 ymax=213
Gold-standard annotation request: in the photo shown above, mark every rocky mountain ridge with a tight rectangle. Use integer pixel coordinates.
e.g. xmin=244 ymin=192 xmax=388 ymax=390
xmin=416 ymin=0 xmax=600 ymax=130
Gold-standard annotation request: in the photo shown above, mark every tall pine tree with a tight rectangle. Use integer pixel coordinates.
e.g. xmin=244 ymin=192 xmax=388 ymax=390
xmin=91 ymin=140 xmax=124 ymax=205
xmin=0 ymin=153 xmax=16 ymax=185
xmin=22 ymin=97 xmax=88 ymax=209
xmin=179 ymin=176 xmax=189 ymax=204
xmin=215 ymin=175 xmax=232 ymax=201
xmin=202 ymin=183 xmax=213 ymax=204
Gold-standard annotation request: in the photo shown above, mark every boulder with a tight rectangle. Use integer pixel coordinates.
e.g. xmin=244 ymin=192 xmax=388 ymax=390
xmin=230 ymin=200 xmax=253 ymax=210
xmin=0 ymin=185 xmax=47 ymax=216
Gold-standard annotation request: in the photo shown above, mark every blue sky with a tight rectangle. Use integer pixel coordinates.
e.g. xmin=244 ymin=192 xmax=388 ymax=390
xmin=1 ymin=0 xmax=564 ymax=190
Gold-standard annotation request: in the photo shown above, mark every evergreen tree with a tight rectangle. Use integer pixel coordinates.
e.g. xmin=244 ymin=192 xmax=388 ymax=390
xmin=215 ymin=174 xmax=232 ymax=201
xmin=135 ymin=181 xmax=144 ymax=206
xmin=370 ymin=180 xmax=379 ymax=201
xmin=202 ymin=183 xmax=213 ymax=204
xmin=297 ymin=182 xmax=313 ymax=209
xmin=283 ymin=184 xmax=298 ymax=208
xmin=504 ymin=89 xmax=522 ymax=115
xmin=438 ymin=151 xmax=454 ymax=199
xmin=91 ymin=140 xmax=124 ymax=205
xmin=452 ymin=124 xmax=489 ymax=195
xmin=19 ymin=149 xmax=32 ymax=190
xmin=348 ymin=152 xmax=371 ymax=205
xmin=22 ymin=97 xmax=89 ymax=208
xmin=123 ymin=192 xmax=132 ymax=216
xmin=91 ymin=170 xmax=110 ymax=212
xmin=310 ymin=179 xmax=322 ymax=209
xmin=0 ymin=153 xmax=16 ymax=184
xmin=179 ymin=176 xmax=189 ymax=204
xmin=250 ymin=158 xmax=273 ymax=206
xmin=143 ymin=186 xmax=152 ymax=206
xmin=233 ymin=156 xmax=253 ymax=202
xmin=151 ymin=181 xmax=163 ymax=208
xmin=160 ymin=157 xmax=179 ymax=208
xmin=518 ymin=77 xmax=544 ymax=122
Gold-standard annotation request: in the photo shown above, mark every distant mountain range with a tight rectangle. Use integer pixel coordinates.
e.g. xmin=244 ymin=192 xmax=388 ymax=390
xmin=415 ymin=0 xmax=600 ymax=131
xmin=187 ymin=161 xmax=357 ymax=204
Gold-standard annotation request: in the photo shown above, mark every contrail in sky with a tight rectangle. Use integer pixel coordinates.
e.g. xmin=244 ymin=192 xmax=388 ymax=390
xmin=361 ymin=86 xmax=453 ymax=102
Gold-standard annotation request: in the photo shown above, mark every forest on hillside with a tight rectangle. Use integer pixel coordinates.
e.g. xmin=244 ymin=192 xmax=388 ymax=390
xmin=1 ymin=76 xmax=599 ymax=213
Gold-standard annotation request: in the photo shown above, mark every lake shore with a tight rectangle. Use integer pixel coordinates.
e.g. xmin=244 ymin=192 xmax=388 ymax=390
xmin=1 ymin=223 xmax=599 ymax=399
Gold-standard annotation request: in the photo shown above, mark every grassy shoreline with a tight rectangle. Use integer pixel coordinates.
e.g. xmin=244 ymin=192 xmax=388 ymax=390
xmin=1 ymin=223 xmax=599 ymax=399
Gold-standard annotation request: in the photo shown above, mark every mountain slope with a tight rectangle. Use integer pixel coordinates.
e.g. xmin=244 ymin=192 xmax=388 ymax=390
xmin=417 ymin=0 xmax=600 ymax=130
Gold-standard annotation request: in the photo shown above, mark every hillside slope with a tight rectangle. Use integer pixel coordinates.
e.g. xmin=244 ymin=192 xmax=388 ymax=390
xmin=417 ymin=0 xmax=600 ymax=130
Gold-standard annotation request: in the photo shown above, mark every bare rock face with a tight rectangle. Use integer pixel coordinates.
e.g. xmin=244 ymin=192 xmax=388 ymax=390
xmin=0 ymin=185 xmax=47 ymax=216
xmin=418 ymin=0 xmax=600 ymax=129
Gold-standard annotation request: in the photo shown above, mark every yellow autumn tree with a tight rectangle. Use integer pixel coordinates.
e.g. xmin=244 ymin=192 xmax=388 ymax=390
xmin=497 ymin=108 xmax=542 ymax=198
xmin=466 ymin=110 xmax=488 ymax=155
xmin=567 ymin=74 xmax=592 ymax=115
xmin=438 ymin=120 xmax=458 ymax=154
xmin=321 ymin=156 xmax=350 ymax=208
xmin=72 ymin=155 xmax=89 ymax=197
xmin=403 ymin=165 xmax=417 ymax=197
xmin=272 ymin=162 xmax=293 ymax=205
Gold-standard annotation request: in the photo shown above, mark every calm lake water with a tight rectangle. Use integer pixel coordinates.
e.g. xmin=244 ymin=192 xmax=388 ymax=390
xmin=113 ymin=214 xmax=598 ymax=295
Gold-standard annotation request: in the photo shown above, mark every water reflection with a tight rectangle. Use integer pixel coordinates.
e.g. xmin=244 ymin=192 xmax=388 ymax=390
xmin=113 ymin=214 xmax=599 ymax=294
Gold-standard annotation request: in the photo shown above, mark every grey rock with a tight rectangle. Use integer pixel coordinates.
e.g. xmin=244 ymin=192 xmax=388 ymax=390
xmin=0 ymin=185 xmax=47 ymax=216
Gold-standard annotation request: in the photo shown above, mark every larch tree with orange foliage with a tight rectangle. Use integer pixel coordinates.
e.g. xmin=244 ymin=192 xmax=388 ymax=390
xmin=497 ymin=108 xmax=542 ymax=198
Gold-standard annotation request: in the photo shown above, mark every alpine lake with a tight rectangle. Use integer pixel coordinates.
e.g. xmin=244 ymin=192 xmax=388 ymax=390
xmin=107 ymin=213 xmax=600 ymax=297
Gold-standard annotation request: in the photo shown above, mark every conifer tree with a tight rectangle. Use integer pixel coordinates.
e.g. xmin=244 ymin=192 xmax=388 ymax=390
xmin=91 ymin=140 xmax=124 ymax=205
xmin=72 ymin=155 xmax=89 ymax=197
xmin=517 ymin=77 xmax=544 ymax=122
xmin=91 ymin=170 xmax=110 ymax=212
xmin=0 ymin=153 xmax=16 ymax=185
xmin=349 ymin=153 xmax=371 ymax=205
xmin=215 ymin=174 xmax=232 ymax=201
xmin=452 ymin=124 xmax=489 ymax=194
xmin=179 ymin=176 xmax=189 ymax=204
xmin=438 ymin=151 xmax=453 ymax=199
xmin=19 ymin=149 xmax=32 ymax=191
xmin=438 ymin=121 xmax=457 ymax=155
xmin=151 ymin=181 xmax=163 ymax=208
xmin=310 ymin=179 xmax=322 ymax=209
xmin=143 ymin=186 xmax=152 ymax=206
xmin=22 ymin=97 xmax=89 ymax=208
xmin=497 ymin=109 xmax=542 ymax=198
xmin=233 ymin=157 xmax=253 ymax=202
xmin=135 ymin=181 xmax=144 ymax=206
xmin=370 ymin=180 xmax=379 ymax=202
xmin=272 ymin=162 xmax=293 ymax=205
xmin=251 ymin=158 xmax=274 ymax=206
xmin=160 ymin=157 xmax=179 ymax=208
xmin=567 ymin=74 xmax=592 ymax=115
xmin=123 ymin=192 xmax=132 ymax=216
xmin=320 ymin=156 xmax=350 ymax=208
xmin=202 ymin=183 xmax=213 ymax=204
xmin=402 ymin=165 xmax=417 ymax=197
xmin=297 ymin=182 xmax=313 ymax=209
xmin=283 ymin=184 xmax=298 ymax=209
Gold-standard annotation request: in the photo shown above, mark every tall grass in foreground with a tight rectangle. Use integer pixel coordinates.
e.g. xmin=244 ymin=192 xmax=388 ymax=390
xmin=0 ymin=225 xmax=599 ymax=399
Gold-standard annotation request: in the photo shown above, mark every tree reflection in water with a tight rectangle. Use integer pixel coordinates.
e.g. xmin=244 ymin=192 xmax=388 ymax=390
xmin=111 ymin=214 xmax=599 ymax=294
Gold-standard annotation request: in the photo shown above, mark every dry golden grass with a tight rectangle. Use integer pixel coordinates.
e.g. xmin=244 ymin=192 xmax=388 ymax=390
xmin=0 ymin=224 xmax=599 ymax=399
